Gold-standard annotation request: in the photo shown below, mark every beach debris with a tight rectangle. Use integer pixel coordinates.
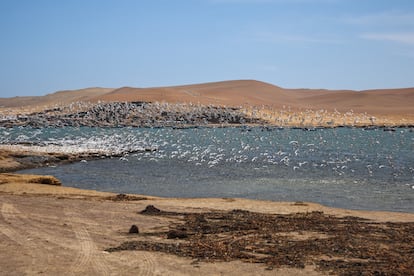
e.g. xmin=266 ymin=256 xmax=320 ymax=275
xmin=0 ymin=173 xmax=62 ymax=186
xmin=292 ymin=201 xmax=308 ymax=206
xmin=107 ymin=194 xmax=147 ymax=201
xmin=28 ymin=175 xmax=61 ymax=186
xmin=167 ymin=230 xmax=188 ymax=239
xmin=140 ymin=205 xmax=161 ymax=214
xmin=128 ymin=225 xmax=139 ymax=234
xmin=107 ymin=209 xmax=414 ymax=275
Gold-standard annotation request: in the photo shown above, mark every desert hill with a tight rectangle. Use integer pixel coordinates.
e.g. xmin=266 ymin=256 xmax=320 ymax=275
xmin=0 ymin=80 xmax=413 ymax=116
xmin=0 ymin=87 xmax=114 ymax=109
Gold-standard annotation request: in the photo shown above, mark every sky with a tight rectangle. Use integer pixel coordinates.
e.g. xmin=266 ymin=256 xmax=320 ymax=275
xmin=1 ymin=0 xmax=414 ymax=97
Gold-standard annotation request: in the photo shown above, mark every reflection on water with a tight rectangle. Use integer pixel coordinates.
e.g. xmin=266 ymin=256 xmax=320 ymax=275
xmin=6 ymin=126 xmax=413 ymax=212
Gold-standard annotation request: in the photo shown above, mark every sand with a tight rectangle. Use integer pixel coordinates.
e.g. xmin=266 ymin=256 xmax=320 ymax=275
xmin=0 ymin=189 xmax=319 ymax=275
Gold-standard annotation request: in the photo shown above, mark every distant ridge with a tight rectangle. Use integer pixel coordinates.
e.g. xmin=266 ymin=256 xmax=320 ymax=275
xmin=1 ymin=80 xmax=413 ymax=116
xmin=0 ymin=87 xmax=114 ymax=108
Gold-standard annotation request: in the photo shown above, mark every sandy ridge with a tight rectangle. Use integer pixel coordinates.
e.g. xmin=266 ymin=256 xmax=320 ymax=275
xmin=1 ymin=80 xmax=413 ymax=117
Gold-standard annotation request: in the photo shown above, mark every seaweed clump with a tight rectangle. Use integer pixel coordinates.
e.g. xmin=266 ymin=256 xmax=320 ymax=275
xmin=107 ymin=205 xmax=414 ymax=275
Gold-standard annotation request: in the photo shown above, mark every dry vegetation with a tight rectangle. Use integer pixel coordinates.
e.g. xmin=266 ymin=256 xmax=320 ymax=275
xmin=109 ymin=205 xmax=414 ymax=275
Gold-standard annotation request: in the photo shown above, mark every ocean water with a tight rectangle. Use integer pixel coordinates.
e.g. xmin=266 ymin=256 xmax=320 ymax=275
xmin=4 ymin=126 xmax=413 ymax=213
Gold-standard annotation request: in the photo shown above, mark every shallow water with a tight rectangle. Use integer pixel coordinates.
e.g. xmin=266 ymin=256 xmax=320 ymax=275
xmin=6 ymin=126 xmax=414 ymax=213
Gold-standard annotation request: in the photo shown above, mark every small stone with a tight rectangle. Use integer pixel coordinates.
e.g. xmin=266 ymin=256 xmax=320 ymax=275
xmin=167 ymin=230 xmax=188 ymax=239
xmin=128 ymin=225 xmax=139 ymax=234
xmin=140 ymin=205 xmax=161 ymax=214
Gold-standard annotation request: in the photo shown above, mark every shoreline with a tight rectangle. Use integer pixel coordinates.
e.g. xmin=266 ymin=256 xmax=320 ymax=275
xmin=1 ymin=174 xmax=414 ymax=221
xmin=3 ymin=123 xmax=414 ymax=128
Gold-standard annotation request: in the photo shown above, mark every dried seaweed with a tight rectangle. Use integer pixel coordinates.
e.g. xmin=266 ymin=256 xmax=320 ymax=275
xmin=106 ymin=194 xmax=147 ymax=201
xmin=107 ymin=206 xmax=414 ymax=275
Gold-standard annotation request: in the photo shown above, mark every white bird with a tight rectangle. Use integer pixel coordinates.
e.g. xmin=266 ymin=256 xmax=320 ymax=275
xmin=280 ymin=156 xmax=289 ymax=163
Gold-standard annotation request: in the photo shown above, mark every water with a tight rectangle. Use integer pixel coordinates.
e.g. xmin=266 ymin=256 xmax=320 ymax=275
xmin=3 ymin=126 xmax=413 ymax=213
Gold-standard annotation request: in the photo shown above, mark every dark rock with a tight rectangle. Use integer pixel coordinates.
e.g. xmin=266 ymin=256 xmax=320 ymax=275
xmin=114 ymin=194 xmax=129 ymax=201
xmin=383 ymin=127 xmax=396 ymax=132
xmin=129 ymin=225 xmax=139 ymax=234
xmin=28 ymin=176 xmax=61 ymax=186
xmin=140 ymin=205 xmax=161 ymax=214
xmin=108 ymin=194 xmax=147 ymax=201
xmin=56 ymin=154 xmax=69 ymax=160
xmin=167 ymin=230 xmax=188 ymax=239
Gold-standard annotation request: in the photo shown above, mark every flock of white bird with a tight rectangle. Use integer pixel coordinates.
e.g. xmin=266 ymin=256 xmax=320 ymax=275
xmin=2 ymin=100 xmax=411 ymax=128
xmin=2 ymin=126 xmax=412 ymax=185
xmin=0 ymin=101 xmax=258 ymax=127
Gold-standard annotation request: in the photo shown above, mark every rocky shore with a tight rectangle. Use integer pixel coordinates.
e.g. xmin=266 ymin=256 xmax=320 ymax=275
xmin=0 ymin=101 xmax=263 ymax=128
xmin=0 ymin=148 xmax=110 ymax=173
xmin=2 ymin=100 xmax=413 ymax=129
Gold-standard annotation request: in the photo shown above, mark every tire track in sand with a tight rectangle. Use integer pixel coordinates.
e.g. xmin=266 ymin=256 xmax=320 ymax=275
xmin=0 ymin=201 xmax=78 ymax=249
xmin=64 ymin=209 xmax=111 ymax=275
xmin=64 ymin=206 xmax=157 ymax=276
xmin=0 ymin=203 xmax=50 ymax=272
xmin=138 ymin=251 xmax=156 ymax=276
xmin=70 ymin=225 xmax=93 ymax=274
xmin=1 ymin=201 xmax=156 ymax=275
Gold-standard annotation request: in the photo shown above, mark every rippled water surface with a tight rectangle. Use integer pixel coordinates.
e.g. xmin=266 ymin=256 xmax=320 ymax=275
xmin=6 ymin=126 xmax=413 ymax=212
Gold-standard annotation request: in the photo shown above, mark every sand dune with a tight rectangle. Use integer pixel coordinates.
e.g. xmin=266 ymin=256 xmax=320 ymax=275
xmin=0 ymin=87 xmax=114 ymax=109
xmin=1 ymin=80 xmax=413 ymax=116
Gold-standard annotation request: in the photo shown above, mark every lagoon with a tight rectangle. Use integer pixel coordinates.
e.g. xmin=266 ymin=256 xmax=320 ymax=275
xmin=5 ymin=126 xmax=413 ymax=212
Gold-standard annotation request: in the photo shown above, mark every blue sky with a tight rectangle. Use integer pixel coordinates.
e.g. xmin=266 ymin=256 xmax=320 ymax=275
xmin=1 ymin=0 xmax=414 ymax=97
